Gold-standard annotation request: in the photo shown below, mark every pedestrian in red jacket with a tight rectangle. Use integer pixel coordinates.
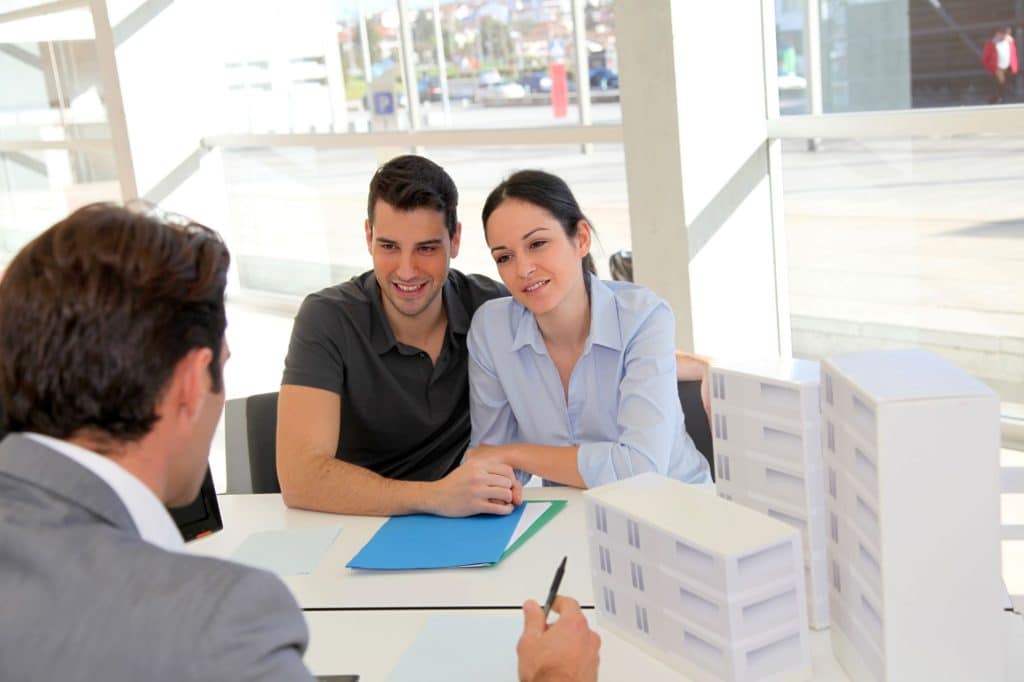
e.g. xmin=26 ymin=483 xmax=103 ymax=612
xmin=982 ymin=26 xmax=1018 ymax=104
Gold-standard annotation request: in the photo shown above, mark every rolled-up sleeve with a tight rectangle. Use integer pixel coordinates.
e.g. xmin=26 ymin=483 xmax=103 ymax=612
xmin=467 ymin=320 xmax=531 ymax=485
xmin=576 ymin=303 xmax=689 ymax=487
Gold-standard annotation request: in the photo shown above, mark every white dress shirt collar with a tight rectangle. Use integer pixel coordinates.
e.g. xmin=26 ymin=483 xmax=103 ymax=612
xmin=24 ymin=432 xmax=185 ymax=553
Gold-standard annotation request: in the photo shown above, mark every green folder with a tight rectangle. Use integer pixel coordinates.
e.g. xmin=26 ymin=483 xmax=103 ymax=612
xmin=501 ymin=499 xmax=567 ymax=560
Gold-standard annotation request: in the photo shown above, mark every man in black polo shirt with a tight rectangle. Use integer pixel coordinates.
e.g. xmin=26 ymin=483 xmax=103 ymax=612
xmin=277 ymin=155 xmax=523 ymax=516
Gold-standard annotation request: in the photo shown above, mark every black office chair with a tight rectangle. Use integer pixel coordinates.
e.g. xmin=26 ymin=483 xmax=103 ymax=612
xmin=244 ymin=392 xmax=281 ymax=494
xmin=679 ymin=380 xmax=714 ymax=481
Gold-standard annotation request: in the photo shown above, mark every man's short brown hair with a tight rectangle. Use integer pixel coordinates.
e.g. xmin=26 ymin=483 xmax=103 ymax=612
xmin=0 ymin=203 xmax=230 ymax=441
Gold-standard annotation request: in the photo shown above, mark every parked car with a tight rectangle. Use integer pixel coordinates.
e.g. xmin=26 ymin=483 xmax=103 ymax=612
xmin=418 ymin=77 xmax=442 ymax=103
xmin=777 ymin=70 xmax=807 ymax=91
xmin=519 ymin=70 xmax=552 ymax=94
xmin=475 ymin=69 xmax=525 ymax=103
xmin=588 ymin=67 xmax=619 ymax=90
xmin=476 ymin=79 xmax=527 ymax=103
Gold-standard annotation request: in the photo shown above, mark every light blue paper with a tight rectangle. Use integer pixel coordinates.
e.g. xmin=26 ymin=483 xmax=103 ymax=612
xmin=346 ymin=505 xmax=526 ymax=570
xmin=388 ymin=615 xmax=521 ymax=682
xmin=230 ymin=526 xmax=341 ymax=576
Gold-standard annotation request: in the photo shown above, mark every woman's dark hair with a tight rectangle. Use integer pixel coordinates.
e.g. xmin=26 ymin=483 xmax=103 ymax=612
xmin=368 ymin=154 xmax=459 ymax=238
xmin=0 ymin=203 xmax=230 ymax=442
xmin=481 ymin=169 xmax=598 ymax=284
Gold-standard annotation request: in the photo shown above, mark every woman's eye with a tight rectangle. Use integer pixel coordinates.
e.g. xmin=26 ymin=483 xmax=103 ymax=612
xmin=495 ymin=254 xmax=511 ymax=264
xmin=530 ymin=240 xmax=547 ymax=249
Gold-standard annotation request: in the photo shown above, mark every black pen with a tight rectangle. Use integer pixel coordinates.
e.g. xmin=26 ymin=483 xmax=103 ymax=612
xmin=542 ymin=556 xmax=567 ymax=619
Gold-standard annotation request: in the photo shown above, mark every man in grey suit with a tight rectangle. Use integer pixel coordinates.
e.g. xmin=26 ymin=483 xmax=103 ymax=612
xmin=0 ymin=204 xmax=600 ymax=682
xmin=0 ymin=204 xmax=313 ymax=681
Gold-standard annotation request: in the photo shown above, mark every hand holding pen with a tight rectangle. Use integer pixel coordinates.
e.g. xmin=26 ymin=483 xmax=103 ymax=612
xmin=516 ymin=557 xmax=601 ymax=682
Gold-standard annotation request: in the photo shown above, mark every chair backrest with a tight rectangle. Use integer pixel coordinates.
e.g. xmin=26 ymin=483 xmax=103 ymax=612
xmin=678 ymin=380 xmax=715 ymax=481
xmin=245 ymin=392 xmax=281 ymax=494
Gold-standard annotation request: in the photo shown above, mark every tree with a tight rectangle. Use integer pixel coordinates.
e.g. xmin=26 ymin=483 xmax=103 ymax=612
xmin=352 ymin=19 xmax=383 ymax=72
xmin=413 ymin=11 xmax=435 ymax=62
xmin=478 ymin=16 xmax=513 ymax=67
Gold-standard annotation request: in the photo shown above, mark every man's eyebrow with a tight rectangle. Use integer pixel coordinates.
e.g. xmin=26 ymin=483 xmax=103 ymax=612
xmin=375 ymin=237 xmax=443 ymax=247
xmin=489 ymin=227 xmax=551 ymax=252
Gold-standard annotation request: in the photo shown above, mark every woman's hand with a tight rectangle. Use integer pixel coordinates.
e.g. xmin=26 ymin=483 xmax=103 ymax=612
xmin=464 ymin=445 xmax=524 ymax=505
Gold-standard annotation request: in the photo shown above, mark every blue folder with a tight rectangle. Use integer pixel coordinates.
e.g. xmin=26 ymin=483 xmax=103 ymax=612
xmin=346 ymin=505 xmax=526 ymax=570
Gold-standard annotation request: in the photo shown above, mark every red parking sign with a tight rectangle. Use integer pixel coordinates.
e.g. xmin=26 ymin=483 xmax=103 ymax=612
xmin=550 ymin=63 xmax=568 ymax=118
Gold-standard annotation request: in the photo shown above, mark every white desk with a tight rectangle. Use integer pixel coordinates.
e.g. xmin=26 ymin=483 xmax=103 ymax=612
xmin=301 ymin=611 xmax=1024 ymax=681
xmin=192 ymin=491 xmax=1024 ymax=680
xmin=189 ymin=489 xmax=594 ymax=609
xmin=301 ymin=609 xmax=853 ymax=681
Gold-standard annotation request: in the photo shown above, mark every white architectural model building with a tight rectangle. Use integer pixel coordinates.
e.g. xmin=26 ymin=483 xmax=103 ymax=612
xmin=1004 ymin=451 xmax=1024 ymax=611
xmin=820 ymin=349 xmax=1005 ymax=680
xmin=709 ymin=358 xmax=829 ymax=630
xmin=584 ymin=473 xmax=811 ymax=681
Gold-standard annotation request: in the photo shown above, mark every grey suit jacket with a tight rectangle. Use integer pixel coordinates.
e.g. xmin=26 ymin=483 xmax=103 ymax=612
xmin=0 ymin=434 xmax=314 ymax=682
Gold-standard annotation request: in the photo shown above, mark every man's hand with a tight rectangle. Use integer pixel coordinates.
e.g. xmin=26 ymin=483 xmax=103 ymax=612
xmin=428 ymin=458 xmax=523 ymax=517
xmin=517 ymin=597 xmax=600 ymax=682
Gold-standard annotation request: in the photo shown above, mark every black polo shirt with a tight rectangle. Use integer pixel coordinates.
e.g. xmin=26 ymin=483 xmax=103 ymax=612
xmin=282 ymin=269 xmax=507 ymax=481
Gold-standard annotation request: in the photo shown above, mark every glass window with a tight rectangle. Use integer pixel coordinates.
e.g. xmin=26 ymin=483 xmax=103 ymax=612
xmin=331 ymin=0 xmax=621 ymax=132
xmin=775 ymin=0 xmax=1024 ymax=114
xmin=781 ymin=136 xmax=1024 ymax=414
xmin=0 ymin=147 xmax=120 ymax=263
xmin=0 ymin=35 xmax=108 ymax=143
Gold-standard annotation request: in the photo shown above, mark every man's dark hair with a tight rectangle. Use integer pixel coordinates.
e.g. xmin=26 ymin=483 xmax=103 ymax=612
xmin=367 ymin=155 xmax=459 ymax=238
xmin=0 ymin=203 xmax=230 ymax=442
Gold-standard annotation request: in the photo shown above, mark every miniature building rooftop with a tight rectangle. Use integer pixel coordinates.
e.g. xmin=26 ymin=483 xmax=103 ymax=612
xmin=585 ymin=474 xmax=798 ymax=556
xmin=714 ymin=356 xmax=820 ymax=385
xmin=826 ymin=348 xmax=995 ymax=403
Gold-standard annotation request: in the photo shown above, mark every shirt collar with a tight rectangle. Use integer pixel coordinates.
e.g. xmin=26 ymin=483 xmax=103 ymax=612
xmin=23 ymin=432 xmax=185 ymax=553
xmin=366 ymin=271 xmax=470 ymax=354
xmin=510 ymin=275 xmax=623 ymax=354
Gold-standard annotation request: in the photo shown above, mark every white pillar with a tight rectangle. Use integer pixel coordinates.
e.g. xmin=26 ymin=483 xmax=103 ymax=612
xmin=571 ymin=0 xmax=592 ymax=155
xmin=614 ymin=0 xmax=787 ymax=359
xmin=88 ymin=0 xmax=137 ymax=201
xmin=804 ymin=0 xmax=824 ymax=117
xmin=358 ymin=0 xmax=373 ymax=86
xmin=433 ymin=0 xmax=451 ymax=126
xmin=396 ymin=0 xmax=421 ymax=132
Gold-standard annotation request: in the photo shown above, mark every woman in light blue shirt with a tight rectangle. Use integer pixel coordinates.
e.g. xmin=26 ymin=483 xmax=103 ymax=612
xmin=465 ymin=170 xmax=711 ymax=488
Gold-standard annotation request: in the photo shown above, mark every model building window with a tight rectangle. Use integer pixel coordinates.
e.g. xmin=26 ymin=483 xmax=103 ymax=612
xmin=594 ymin=505 xmax=608 ymax=533
xmin=828 ymin=467 xmax=837 ymax=499
xmin=827 ymin=421 xmax=835 ymax=452
xmin=635 ymin=604 xmax=650 ymax=634
xmin=825 ymin=374 xmax=833 ymax=405
xmin=602 ymin=585 xmax=617 ymax=615
xmin=627 ymin=519 xmax=641 ymax=549
xmin=830 ymin=512 xmax=839 ymax=543
xmin=630 ymin=561 xmax=646 ymax=591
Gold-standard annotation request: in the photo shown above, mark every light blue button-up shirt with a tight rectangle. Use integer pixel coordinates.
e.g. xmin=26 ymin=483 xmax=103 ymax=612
xmin=468 ymin=276 xmax=711 ymax=488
